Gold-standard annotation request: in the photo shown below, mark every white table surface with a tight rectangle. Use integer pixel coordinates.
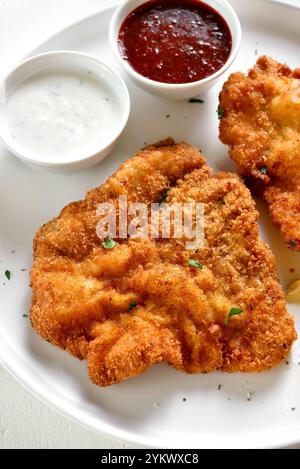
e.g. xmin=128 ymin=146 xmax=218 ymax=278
xmin=0 ymin=0 xmax=299 ymax=450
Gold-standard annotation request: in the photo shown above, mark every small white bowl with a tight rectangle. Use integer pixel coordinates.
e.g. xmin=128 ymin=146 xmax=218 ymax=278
xmin=0 ymin=51 xmax=130 ymax=173
xmin=110 ymin=0 xmax=241 ymax=100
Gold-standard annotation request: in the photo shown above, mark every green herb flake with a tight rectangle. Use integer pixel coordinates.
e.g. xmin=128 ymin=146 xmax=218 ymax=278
xmin=189 ymin=98 xmax=204 ymax=104
xmin=102 ymin=238 xmax=118 ymax=249
xmin=22 ymin=313 xmax=28 ymax=319
xmin=5 ymin=270 xmax=11 ymax=280
xmin=128 ymin=301 xmax=138 ymax=312
xmin=224 ymin=307 xmax=243 ymax=326
xmin=217 ymin=104 xmax=224 ymax=119
xmin=260 ymin=166 xmax=267 ymax=175
xmin=188 ymin=259 xmax=203 ymax=270
xmin=158 ymin=189 xmax=169 ymax=205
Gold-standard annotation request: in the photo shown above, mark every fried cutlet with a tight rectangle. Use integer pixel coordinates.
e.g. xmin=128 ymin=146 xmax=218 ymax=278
xmin=30 ymin=139 xmax=296 ymax=386
xmin=219 ymin=56 xmax=300 ymax=250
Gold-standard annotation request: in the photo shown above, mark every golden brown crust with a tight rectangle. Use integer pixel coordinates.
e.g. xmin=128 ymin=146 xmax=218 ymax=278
xmin=219 ymin=56 xmax=300 ymax=250
xmin=30 ymin=139 xmax=296 ymax=386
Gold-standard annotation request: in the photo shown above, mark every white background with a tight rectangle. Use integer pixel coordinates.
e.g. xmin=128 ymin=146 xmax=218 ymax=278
xmin=0 ymin=0 xmax=299 ymax=449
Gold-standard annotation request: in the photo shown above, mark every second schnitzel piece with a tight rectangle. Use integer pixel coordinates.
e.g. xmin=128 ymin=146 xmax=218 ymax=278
xmin=30 ymin=139 xmax=296 ymax=386
xmin=219 ymin=56 xmax=300 ymax=250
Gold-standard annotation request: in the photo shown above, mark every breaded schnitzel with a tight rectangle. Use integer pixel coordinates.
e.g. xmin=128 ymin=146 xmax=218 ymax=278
xmin=30 ymin=139 xmax=296 ymax=386
xmin=219 ymin=56 xmax=300 ymax=250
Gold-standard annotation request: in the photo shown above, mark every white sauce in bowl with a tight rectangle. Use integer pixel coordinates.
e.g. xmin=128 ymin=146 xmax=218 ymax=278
xmin=4 ymin=70 xmax=120 ymax=161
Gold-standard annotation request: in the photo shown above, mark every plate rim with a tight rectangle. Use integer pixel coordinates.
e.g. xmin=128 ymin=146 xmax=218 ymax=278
xmin=1 ymin=0 xmax=300 ymax=449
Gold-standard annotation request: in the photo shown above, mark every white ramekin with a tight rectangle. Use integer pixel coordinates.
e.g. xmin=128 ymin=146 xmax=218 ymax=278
xmin=0 ymin=51 xmax=130 ymax=173
xmin=110 ymin=0 xmax=242 ymax=100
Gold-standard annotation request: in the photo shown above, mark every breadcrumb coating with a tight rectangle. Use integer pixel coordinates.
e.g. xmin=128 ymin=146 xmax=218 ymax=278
xmin=30 ymin=139 xmax=296 ymax=386
xmin=219 ymin=56 xmax=300 ymax=250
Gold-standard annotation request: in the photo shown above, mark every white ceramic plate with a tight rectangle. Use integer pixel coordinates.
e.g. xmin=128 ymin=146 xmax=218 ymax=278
xmin=1 ymin=0 xmax=300 ymax=449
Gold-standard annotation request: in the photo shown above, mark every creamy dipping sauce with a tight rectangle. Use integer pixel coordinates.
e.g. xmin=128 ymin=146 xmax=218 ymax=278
xmin=4 ymin=70 xmax=120 ymax=161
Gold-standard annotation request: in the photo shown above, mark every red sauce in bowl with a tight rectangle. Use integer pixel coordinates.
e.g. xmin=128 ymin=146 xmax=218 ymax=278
xmin=118 ymin=0 xmax=232 ymax=84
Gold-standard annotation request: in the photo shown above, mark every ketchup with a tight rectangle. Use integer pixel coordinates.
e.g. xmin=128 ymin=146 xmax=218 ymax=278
xmin=118 ymin=0 xmax=232 ymax=84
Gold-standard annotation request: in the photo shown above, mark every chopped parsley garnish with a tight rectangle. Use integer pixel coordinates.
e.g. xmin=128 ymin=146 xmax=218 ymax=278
xmin=224 ymin=307 xmax=243 ymax=326
xmin=260 ymin=166 xmax=267 ymax=175
xmin=158 ymin=189 xmax=169 ymax=205
xmin=5 ymin=270 xmax=11 ymax=280
xmin=189 ymin=98 xmax=204 ymax=103
xmin=217 ymin=104 xmax=224 ymax=119
xmin=102 ymin=238 xmax=118 ymax=249
xmin=22 ymin=313 xmax=28 ymax=319
xmin=188 ymin=259 xmax=203 ymax=270
xmin=128 ymin=301 xmax=138 ymax=312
